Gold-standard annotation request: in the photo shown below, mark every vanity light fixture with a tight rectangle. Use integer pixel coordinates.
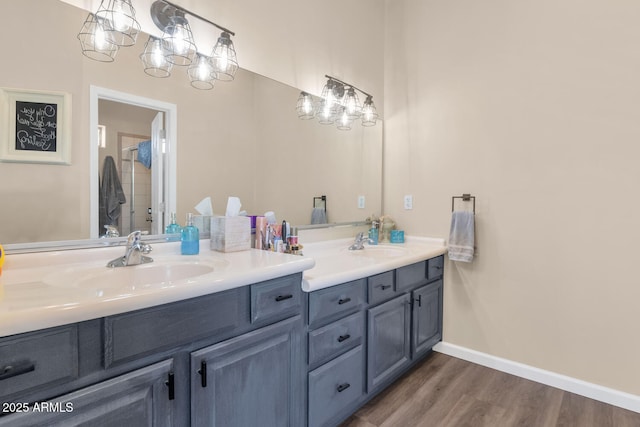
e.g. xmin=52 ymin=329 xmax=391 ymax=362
xmin=77 ymin=0 xmax=238 ymax=89
xmin=94 ymin=0 xmax=140 ymax=47
xmin=77 ymin=13 xmax=120 ymax=62
xmin=296 ymin=75 xmax=378 ymax=129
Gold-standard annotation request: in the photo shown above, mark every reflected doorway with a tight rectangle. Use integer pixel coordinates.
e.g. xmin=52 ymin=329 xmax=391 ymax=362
xmin=89 ymin=86 xmax=177 ymax=239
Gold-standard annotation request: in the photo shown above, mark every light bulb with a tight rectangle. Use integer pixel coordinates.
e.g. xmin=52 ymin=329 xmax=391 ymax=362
xmin=111 ymin=0 xmax=129 ymax=32
xmin=172 ymin=26 xmax=188 ymax=55
xmin=197 ymin=57 xmax=210 ymax=80
xmin=151 ymin=40 xmax=164 ymax=67
xmin=95 ymin=25 xmax=108 ymax=50
xmin=303 ymin=97 xmax=313 ymax=114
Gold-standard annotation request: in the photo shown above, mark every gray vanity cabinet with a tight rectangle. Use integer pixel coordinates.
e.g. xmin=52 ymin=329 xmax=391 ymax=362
xmin=0 ymin=359 xmax=175 ymax=427
xmin=190 ymin=315 xmax=303 ymax=427
xmin=412 ymin=279 xmax=443 ymax=358
xmin=366 ymin=293 xmax=412 ymax=391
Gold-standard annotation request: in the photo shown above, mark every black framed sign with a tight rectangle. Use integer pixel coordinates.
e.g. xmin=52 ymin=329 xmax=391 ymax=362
xmin=1 ymin=88 xmax=71 ymax=164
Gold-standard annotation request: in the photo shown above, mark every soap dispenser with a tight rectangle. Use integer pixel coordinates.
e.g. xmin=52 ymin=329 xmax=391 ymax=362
xmin=165 ymin=212 xmax=181 ymax=241
xmin=181 ymin=213 xmax=200 ymax=255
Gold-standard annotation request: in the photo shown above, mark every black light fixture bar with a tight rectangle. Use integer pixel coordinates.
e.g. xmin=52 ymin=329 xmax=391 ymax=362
xmin=325 ymin=75 xmax=372 ymax=99
xmin=152 ymin=0 xmax=235 ymax=36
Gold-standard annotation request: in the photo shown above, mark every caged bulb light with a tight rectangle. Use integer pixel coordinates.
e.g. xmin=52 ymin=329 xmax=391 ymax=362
xmin=296 ymin=92 xmax=316 ymax=119
xmin=140 ymin=35 xmax=173 ymax=77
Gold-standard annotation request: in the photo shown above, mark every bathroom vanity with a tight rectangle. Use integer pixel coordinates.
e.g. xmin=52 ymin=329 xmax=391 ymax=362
xmin=0 ymin=237 xmax=445 ymax=426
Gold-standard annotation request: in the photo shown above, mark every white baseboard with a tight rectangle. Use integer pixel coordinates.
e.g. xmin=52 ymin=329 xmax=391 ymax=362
xmin=434 ymin=342 xmax=640 ymax=414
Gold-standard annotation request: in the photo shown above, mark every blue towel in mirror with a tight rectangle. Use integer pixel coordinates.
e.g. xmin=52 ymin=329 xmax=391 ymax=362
xmin=137 ymin=140 xmax=152 ymax=169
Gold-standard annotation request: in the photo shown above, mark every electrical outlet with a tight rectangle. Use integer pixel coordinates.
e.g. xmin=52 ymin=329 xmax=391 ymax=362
xmin=358 ymin=195 xmax=366 ymax=209
xmin=404 ymin=195 xmax=413 ymax=210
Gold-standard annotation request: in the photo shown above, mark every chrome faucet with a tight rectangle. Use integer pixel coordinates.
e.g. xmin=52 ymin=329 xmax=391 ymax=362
xmin=348 ymin=232 xmax=372 ymax=250
xmin=107 ymin=231 xmax=153 ymax=268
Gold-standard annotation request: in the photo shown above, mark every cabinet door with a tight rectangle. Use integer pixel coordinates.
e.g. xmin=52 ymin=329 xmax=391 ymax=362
xmin=367 ymin=294 xmax=411 ymax=391
xmin=0 ymin=360 xmax=175 ymax=427
xmin=412 ymin=280 xmax=443 ymax=358
xmin=191 ymin=316 xmax=303 ymax=427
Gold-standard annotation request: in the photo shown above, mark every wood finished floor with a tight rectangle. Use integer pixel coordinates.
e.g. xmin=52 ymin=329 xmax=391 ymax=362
xmin=340 ymin=352 xmax=640 ymax=427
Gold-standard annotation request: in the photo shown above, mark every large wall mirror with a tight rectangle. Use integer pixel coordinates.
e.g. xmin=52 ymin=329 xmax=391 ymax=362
xmin=0 ymin=0 xmax=382 ymax=249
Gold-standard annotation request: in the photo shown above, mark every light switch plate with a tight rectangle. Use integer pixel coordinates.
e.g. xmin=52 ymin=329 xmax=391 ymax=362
xmin=404 ymin=195 xmax=413 ymax=210
xmin=358 ymin=195 xmax=366 ymax=209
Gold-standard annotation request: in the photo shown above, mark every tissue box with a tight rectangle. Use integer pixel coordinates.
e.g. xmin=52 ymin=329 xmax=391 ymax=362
xmin=210 ymin=216 xmax=251 ymax=252
xmin=192 ymin=215 xmax=211 ymax=234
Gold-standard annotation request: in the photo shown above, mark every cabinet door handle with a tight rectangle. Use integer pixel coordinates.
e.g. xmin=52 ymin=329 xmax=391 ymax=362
xmin=379 ymin=284 xmax=391 ymax=290
xmin=415 ymin=295 xmax=422 ymax=307
xmin=337 ymin=383 xmax=351 ymax=393
xmin=338 ymin=297 xmax=351 ymax=305
xmin=165 ymin=372 xmax=175 ymax=401
xmin=337 ymin=334 xmax=351 ymax=343
xmin=275 ymin=294 xmax=293 ymax=302
xmin=0 ymin=360 xmax=35 ymax=381
xmin=198 ymin=360 xmax=207 ymax=388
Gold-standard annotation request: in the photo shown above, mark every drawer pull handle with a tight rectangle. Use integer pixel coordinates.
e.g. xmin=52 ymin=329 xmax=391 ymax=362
xmin=338 ymin=297 xmax=351 ymax=305
xmin=165 ymin=372 xmax=175 ymax=400
xmin=337 ymin=383 xmax=351 ymax=393
xmin=433 ymin=265 xmax=442 ymax=270
xmin=0 ymin=360 xmax=35 ymax=381
xmin=415 ymin=295 xmax=422 ymax=307
xmin=337 ymin=334 xmax=351 ymax=343
xmin=275 ymin=294 xmax=293 ymax=302
xmin=379 ymin=284 xmax=392 ymax=290
xmin=198 ymin=360 xmax=207 ymax=388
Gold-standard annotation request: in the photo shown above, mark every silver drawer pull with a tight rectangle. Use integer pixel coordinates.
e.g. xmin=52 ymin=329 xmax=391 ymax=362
xmin=0 ymin=360 xmax=35 ymax=381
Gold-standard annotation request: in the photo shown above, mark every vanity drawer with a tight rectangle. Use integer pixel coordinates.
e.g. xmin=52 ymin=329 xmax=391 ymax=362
xmin=309 ymin=311 xmax=364 ymax=368
xmin=104 ymin=287 xmax=243 ymax=367
xmin=368 ymin=270 xmax=396 ymax=305
xmin=428 ymin=255 xmax=444 ymax=280
xmin=308 ymin=279 xmax=366 ymax=327
xmin=308 ymin=345 xmax=364 ymax=427
xmin=0 ymin=325 xmax=78 ymax=399
xmin=251 ymin=274 xmax=302 ymax=324
xmin=396 ymin=261 xmax=427 ymax=292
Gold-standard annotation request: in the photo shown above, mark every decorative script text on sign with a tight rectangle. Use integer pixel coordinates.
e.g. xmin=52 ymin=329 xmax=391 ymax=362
xmin=15 ymin=101 xmax=58 ymax=152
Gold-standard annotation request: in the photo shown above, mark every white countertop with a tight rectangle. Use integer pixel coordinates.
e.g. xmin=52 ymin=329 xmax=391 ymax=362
xmin=0 ymin=240 xmax=314 ymax=337
xmin=0 ymin=236 xmax=446 ymax=338
xmin=300 ymin=236 xmax=447 ymax=292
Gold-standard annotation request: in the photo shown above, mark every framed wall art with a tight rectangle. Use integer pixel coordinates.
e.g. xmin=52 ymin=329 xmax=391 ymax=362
xmin=0 ymin=88 xmax=71 ymax=165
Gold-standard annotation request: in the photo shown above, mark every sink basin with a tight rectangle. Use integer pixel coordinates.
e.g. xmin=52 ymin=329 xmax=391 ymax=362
xmin=43 ymin=261 xmax=218 ymax=290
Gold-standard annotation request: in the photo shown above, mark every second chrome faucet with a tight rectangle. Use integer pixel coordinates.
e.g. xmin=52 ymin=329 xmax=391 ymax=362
xmin=107 ymin=231 xmax=153 ymax=268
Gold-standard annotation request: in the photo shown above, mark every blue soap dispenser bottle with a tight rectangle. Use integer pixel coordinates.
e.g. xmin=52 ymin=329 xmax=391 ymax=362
xmin=165 ymin=212 xmax=181 ymax=241
xmin=181 ymin=213 xmax=200 ymax=255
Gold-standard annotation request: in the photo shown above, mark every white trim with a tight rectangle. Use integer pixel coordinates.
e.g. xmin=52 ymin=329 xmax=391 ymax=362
xmin=434 ymin=342 xmax=640 ymax=414
xmin=89 ymin=85 xmax=177 ymax=239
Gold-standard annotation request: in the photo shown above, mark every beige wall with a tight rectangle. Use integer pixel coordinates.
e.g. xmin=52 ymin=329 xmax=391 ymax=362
xmin=384 ymin=0 xmax=640 ymax=395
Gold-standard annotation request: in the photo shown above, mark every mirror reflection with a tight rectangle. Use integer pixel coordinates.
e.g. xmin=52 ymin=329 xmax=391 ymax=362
xmin=0 ymin=0 xmax=382 ymax=248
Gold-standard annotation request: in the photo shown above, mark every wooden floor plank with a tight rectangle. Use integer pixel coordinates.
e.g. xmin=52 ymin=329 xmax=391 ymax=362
xmin=340 ymin=353 xmax=640 ymax=427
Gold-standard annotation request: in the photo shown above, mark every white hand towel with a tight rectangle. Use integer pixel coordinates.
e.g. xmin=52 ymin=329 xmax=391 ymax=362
xmin=448 ymin=210 xmax=475 ymax=262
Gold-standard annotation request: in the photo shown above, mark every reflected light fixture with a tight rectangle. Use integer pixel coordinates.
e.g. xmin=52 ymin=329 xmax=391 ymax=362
xmin=296 ymin=92 xmax=315 ymax=119
xmin=296 ymin=75 xmax=378 ymax=129
xmin=77 ymin=0 xmax=238 ymax=90
xmin=140 ymin=36 xmax=173 ymax=77
xmin=188 ymin=54 xmax=216 ymax=89
xmin=211 ymin=32 xmax=239 ymax=81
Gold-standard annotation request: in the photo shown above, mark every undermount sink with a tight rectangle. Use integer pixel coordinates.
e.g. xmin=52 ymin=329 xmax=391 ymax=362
xmin=43 ymin=261 xmax=219 ymax=290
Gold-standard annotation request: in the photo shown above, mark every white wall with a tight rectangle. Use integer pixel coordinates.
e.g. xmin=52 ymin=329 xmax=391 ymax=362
xmin=384 ymin=0 xmax=640 ymax=395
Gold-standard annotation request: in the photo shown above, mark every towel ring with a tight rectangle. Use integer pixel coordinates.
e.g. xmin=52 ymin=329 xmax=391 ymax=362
xmin=313 ymin=195 xmax=327 ymax=212
xmin=452 ymin=194 xmax=475 ymax=213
